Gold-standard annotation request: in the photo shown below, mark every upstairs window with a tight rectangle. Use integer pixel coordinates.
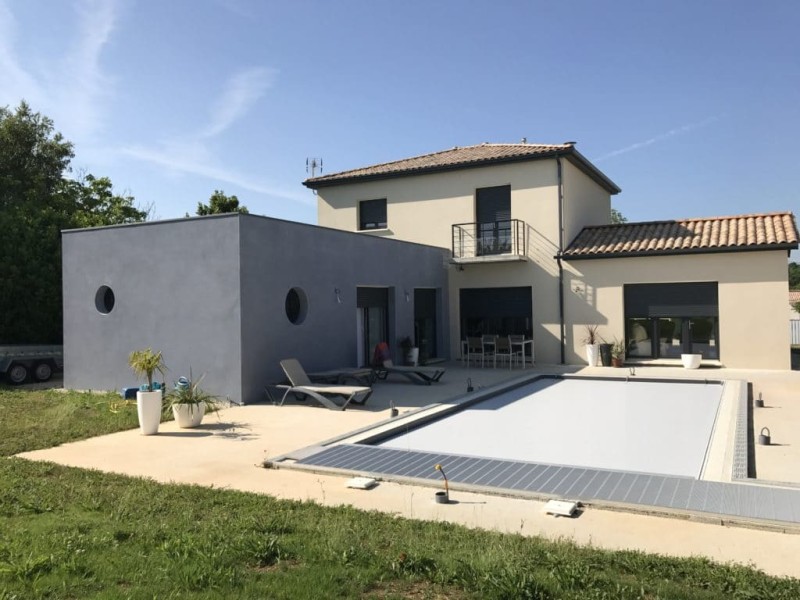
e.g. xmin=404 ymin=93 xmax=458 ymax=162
xmin=358 ymin=198 xmax=387 ymax=230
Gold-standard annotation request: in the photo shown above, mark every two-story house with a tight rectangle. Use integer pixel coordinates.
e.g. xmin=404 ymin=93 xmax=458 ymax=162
xmin=60 ymin=140 xmax=798 ymax=402
xmin=306 ymin=142 xmax=798 ymax=369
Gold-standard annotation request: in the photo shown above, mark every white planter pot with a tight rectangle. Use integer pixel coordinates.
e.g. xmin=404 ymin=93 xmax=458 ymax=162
xmin=172 ymin=403 xmax=206 ymax=428
xmin=405 ymin=347 xmax=419 ymax=366
xmin=681 ymin=353 xmax=702 ymax=369
xmin=585 ymin=344 xmax=600 ymax=366
xmin=136 ymin=390 xmax=163 ymax=435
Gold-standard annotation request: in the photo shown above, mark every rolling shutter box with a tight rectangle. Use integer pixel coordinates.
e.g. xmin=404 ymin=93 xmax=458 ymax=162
xmin=476 ymin=185 xmax=511 ymax=224
xmin=460 ymin=287 xmax=532 ymax=319
xmin=357 ymin=287 xmax=388 ymax=308
xmin=624 ymin=283 xmax=718 ymax=317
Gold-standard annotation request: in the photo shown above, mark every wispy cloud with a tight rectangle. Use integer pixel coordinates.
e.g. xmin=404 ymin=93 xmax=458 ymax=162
xmin=122 ymin=141 xmax=313 ymax=205
xmin=121 ymin=67 xmax=310 ymax=206
xmin=0 ymin=1 xmax=43 ymax=106
xmin=59 ymin=0 xmax=118 ymax=138
xmin=0 ymin=0 xmax=118 ymax=141
xmin=199 ymin=67 xmax=277 ymax=139
xmin=593 ymin=115 xmax=725 ymax=162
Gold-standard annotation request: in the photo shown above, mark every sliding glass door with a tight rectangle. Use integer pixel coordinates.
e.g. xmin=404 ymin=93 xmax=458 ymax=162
xmin=356 ymin=287 xmax=389 ymax=367
xmin=624 ymin=283 xmax=719 ymax=360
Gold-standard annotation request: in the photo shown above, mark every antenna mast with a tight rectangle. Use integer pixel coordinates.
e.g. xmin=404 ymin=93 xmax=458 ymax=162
xmin=306 ymin=157 xmax=323 ymax=178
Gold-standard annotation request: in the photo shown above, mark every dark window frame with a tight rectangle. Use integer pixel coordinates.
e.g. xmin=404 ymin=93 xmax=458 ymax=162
xmin=358 ymin=198 xmax=387 ymax=231
xmin=475 ymin=185 xmax=512 ymax=256
xmin=623 ymin=282 xmax=719 ymax=359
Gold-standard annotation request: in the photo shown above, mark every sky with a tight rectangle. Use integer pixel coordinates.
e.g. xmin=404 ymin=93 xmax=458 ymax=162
xmin=1 ymin=0 xmax=799 ymax=247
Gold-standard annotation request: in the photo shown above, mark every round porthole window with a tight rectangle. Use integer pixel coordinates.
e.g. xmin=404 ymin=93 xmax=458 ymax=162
xmin=285 ymin=287 xmax=308 ymax=325
xmin=95 ymin=285 xmax=115 ymax=314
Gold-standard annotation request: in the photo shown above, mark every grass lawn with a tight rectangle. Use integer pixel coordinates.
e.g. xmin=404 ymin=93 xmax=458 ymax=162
xmin=1 ymin=388 xmax=799 ymax=599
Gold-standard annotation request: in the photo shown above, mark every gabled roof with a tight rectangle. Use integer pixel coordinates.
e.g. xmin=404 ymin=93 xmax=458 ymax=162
xmin=303 ymin=142 xmax=621 ymax=194
xmin=562 ymin=212 xmax=799 ymax=260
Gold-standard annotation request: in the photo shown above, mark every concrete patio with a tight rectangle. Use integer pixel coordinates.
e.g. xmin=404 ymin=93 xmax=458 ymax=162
xmin=18 ymin=362 xmax=800 ymax=579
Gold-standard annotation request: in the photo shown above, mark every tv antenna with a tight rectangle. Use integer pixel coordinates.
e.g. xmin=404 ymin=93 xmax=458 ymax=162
xmin=306 ymin=157 xmax=323 ymax=177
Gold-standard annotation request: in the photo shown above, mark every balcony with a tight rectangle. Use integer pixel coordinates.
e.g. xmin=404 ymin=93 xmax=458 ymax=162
xmin=451 ymin=219 xmax=527 ymax=264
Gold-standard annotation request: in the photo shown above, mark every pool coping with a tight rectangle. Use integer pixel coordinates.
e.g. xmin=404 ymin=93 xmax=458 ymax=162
xmin=264 ymin=373 xmax=800 ymax=532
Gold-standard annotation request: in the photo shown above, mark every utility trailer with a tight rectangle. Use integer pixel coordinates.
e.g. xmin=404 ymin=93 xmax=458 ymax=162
xmin=0 ymin=345 xmax=64 ymax=384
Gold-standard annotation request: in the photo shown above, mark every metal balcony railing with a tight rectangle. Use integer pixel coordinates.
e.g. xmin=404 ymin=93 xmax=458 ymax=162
xmin=451 ymin=219 xmax=527 ymax=262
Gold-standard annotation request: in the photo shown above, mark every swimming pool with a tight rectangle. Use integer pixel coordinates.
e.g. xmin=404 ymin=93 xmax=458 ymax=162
xmin=270 ymin=374 xmax=800 ymax=527
xmin=378 ymin=377 xmax=723 ymax=478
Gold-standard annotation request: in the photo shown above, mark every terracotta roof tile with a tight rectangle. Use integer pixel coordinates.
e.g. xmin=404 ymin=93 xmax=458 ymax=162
xmin=303 ymin=142 xmax=621 ymax=194
xmin=563 ymin=212 xmax=798 ymax=259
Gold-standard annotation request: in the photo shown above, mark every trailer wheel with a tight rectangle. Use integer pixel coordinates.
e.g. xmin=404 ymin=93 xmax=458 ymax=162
xmin=7 ymin=363 xmax=28 ymax=385
xmin=34 ymin=362 xmax=53 ymax=382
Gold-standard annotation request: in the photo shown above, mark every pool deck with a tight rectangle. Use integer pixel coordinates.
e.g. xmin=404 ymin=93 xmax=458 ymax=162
xmin=17 ymin=363 xmax=800 ymax=579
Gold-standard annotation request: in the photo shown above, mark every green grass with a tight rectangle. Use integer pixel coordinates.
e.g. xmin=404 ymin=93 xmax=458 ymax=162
xmin=1 ymin=389 xmax=799 ymax=599
xmin=0 ymin=387 xmax=140 ymax=456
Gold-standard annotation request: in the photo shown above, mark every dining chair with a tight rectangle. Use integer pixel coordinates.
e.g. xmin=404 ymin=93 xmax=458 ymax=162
xmin=495 ymin=336 xmax=513 ymax=369
xmin=466 ymin=336 xmax=484 ymax=367
xmin=509 ymin=334 xmax=525 ymax=368
xmin=481 ymin=334 xmax=498 ymax=368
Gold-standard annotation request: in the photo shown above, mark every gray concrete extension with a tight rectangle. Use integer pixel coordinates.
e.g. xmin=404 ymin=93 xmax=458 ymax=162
xmin=18 ymin=363 xmax=800 ymax=579
xmin=62 ymin=213 xmax=448 ymax=405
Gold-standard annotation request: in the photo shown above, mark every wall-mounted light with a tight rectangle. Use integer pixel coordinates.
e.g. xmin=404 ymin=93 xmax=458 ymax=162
xmin=334 ymin=288 xmax=342 ymax=304
xmin=404 ymin=290 xmax=410 ymax=303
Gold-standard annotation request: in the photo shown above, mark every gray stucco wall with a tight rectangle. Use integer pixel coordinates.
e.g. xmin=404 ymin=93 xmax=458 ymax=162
xmin=239 ymin=215 xmax=449 ymax=404
xmin=62 ymin=215 xmax=243 ymax=401
xmin=63 ymin=213 xmax=449 ymax=405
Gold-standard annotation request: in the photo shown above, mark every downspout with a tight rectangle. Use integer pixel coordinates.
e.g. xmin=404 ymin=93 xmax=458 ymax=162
xmin=556 ymin=157 xmax=566 ymax=364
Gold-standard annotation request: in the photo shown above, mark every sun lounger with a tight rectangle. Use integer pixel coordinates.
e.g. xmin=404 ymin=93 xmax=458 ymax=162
xmin=377 ymin=359 xmax=445 ymax=386
xmin=371 ymin=342 xmax=445 ymax=385
xmin=308 ymin=367 xmax=376 ymax=386
xmin=276 ymin=359 xmax=373 ymax=410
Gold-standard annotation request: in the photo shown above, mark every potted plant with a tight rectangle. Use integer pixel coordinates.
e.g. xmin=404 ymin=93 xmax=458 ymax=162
xmin=398 ymin=335 xmax=418 ymax=366
xmin=611 ymin=339 xmax=626 ymax=367
xmin=582 ymin=325 xmax=600 ymax=366
xmin=128 ymin=348 xmax=167 ymax=435
xmin=165 ymin=371 xmax=218 ymax=428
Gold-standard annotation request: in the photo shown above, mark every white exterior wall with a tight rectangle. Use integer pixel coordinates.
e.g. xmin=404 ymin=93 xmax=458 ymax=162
xmin=564 ymin=250 xmax=792 ymax=369
xmin=317 ymin=160 xmax=561 ymax=247
xmin=317 ymin=159 xmax=614 ymax=364
xmin=561 ymin=158 xmax=612 ymax=242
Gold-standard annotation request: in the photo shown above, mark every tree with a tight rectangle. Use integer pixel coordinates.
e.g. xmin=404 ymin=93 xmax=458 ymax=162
xmin=0 ymin=101 xmax=147 ymax=344
xmin=65 ymin=173 xmax=149 ymax=229
xmin=789 ymin=262 xmax=800 ymax=290
xmin=196 ymin=190 xmax=248 ymax=215
xmin=610 ymin=208 xmax=627 ymax=224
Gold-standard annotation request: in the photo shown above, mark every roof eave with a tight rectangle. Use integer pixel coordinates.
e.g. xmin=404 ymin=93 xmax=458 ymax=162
xmin=303 ymin=151 xmax=563 ymax=189
xmin=559 ymin=242 xmax=799 ymax=261
xmin=562 ymin=149 xmax=621 ymax=195
xmin=303 ymin=147 xmax=621 ymax=194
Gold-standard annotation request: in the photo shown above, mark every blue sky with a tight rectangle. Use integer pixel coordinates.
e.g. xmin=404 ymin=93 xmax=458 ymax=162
xmin=2 ymin=0 xmax=799 ymax=243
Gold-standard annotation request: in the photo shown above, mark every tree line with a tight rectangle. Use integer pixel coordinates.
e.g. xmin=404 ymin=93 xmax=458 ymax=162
xmin=0 ymin=102 xmax=247 ymax=344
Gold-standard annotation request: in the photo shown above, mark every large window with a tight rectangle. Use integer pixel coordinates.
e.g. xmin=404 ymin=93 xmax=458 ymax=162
xmin=624 ymin=283 xmax=719 ymax=360
xmin=459 ymin=287 xmax=532 ymax=339
xmin=475 ymin=185 xmax=511 ymax=256
xmin=358 ymin=198 xmax=387 ymax=230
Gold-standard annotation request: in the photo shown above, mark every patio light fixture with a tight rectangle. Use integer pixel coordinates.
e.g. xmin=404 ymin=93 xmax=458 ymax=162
xmin=334 ymin=288 xmax=342 ymax=304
